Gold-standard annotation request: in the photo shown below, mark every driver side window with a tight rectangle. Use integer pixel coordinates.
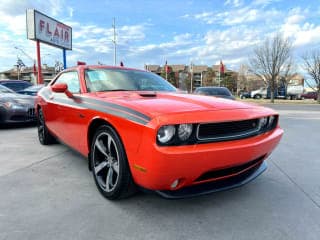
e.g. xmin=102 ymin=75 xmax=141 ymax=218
xmin=54 ymin=71 xmax=80 ymax=93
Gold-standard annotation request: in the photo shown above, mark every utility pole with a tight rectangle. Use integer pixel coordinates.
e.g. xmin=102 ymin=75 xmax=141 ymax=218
xmin=112 ymin=18 xmax=117 ymax=66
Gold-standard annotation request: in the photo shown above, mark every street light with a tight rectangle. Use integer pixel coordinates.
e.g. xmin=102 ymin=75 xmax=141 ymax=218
xmin=14 ymin=46 xmax=37 ymax=83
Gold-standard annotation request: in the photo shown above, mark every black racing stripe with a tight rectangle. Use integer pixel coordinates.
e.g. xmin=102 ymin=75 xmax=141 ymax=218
xmin=79 ymin=96 xmax=151 ymax=122
xmin=53 ymin=97 xmax=149 ymax=125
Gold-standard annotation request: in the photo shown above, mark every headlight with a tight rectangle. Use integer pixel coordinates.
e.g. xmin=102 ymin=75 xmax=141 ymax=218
xmin=3 ymin=102 xmax=24 ymax=110
xmin=178 ymin=124 xmax=193 ymax=141
xmin=268 ymin=115 xmax=275 ymax=128
xmin=258 ymin=117 xmax=268 ymax=129
xmin=157 ymin=125 xmax=176 ymax=144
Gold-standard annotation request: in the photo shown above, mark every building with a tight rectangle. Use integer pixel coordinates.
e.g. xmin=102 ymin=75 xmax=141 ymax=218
xmin=0 ymin=64 xmax=57 ymax=84
xmin=145 ymin=63 xmax=238 ymax=92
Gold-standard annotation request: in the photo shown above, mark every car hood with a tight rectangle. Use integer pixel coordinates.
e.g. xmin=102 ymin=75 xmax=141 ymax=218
xmin=0 ymin=93 xmax=35 ymax=106
xmin=85 ymin=91 xmax=257 ymax=118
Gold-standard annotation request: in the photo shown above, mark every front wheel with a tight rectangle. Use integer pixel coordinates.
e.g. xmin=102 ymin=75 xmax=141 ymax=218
xmin=90 ymin=125 xmax=136 ymax=200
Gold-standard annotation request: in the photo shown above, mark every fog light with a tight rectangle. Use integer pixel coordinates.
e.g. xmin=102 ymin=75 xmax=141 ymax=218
xmin=170 ymin=179 xmax=180 ymax=189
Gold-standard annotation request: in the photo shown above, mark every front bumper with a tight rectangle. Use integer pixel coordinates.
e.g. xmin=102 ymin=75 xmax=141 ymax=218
xmin=155 ymin=161 xmax=267 ymax=199
xmin=130 ymin=127 xmax=283 ymax=193
xmin=0 ymin=107 xmax=36 ymax=124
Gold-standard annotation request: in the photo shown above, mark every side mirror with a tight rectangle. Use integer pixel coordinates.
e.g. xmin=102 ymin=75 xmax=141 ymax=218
xmin=51 ymin=83 xmax=68 ymax=93
xmin=51 ymin=83 xmax=74 ymax=98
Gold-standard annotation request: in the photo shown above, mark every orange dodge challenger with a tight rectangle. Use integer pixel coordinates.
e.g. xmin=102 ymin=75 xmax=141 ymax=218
xmin=35 ymin=65 xmax=283 ymax=200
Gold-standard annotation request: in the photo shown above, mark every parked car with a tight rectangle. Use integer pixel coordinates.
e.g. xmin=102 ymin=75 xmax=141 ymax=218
xmin=239 ymin=91 xmax=251 ymax=99
xmin=251 ymin=84 xmax=304 ymax=100
xmin=36 ymin=65 xmax=283 ymax=200
xmin=301 ymin=91 xmax=318 ymax=100
xmin=251 ymin=87 xmax=267 ymax=99
xmin=17 ymin=84 xmax=44 ymax=96
xmin=0 ymin=85 xmax=36 ymax=124
xmin=0 ymin=79 xmax=33 ymax=92
xmin=194 ymin=86 xmax=236 ymax=100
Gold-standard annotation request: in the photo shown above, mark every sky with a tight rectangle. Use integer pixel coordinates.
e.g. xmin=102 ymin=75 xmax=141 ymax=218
xmin=0 ymin=0 xmax=320 ymax=76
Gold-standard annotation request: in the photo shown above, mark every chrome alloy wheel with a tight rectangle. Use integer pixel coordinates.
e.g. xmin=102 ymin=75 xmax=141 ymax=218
xmin=93 ymin=132 xmax=120 ymax=192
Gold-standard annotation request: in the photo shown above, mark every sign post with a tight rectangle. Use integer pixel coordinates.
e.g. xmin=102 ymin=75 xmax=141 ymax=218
xmin=63 ymin=49 xmax=67 ymax=69
xmin=36 ymin=40 xmax=43 ymax=84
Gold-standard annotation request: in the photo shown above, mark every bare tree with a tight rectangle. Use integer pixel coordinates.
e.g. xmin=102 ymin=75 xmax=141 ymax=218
xmin=302 ymin=50 xmax=320 ymax=103
xmin=249 ymin=34 xmax=293 ymax=102
xmin=237 ymin=64 xmax=249 ymax=94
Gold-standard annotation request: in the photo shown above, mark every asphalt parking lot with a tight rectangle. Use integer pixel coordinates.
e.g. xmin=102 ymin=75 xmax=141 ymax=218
xmin=0 ymin=104 xmax=319 ymax=240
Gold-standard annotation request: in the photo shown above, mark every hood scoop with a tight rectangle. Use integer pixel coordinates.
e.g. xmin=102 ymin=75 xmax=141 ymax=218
xmin=138 ymin=92 xmax=157 ymax=97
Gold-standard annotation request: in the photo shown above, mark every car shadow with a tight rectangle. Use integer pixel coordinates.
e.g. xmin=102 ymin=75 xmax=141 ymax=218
xmin=0 ymin=122 xmax=37 ymax=129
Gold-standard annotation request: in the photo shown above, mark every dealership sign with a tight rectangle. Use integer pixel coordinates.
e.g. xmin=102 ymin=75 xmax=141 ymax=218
xmin=26 ymin=9 xmax=72 ymax=50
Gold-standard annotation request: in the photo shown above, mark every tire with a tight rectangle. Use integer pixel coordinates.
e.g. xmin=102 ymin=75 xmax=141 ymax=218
xmin=90 ymin=125 xmax=136 ymax=200
xmin=254 ymin=94 xmax=261 ymax=99
xmin=37 ymin=108 xmax=56 ymax=145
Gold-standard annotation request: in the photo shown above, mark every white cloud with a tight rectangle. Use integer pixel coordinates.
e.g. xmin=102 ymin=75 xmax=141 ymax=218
xmin=67 ymin=7 xmax=74 ymax=18
xmin=184 ymin=6 xmax=281 ymax=26
xmin=252 ymin=0 xmax=277 ymax=7
xmin=280 ymin=7 xmax=320 ymax=48
xmin=225 ymin=0 xmax=244 ymax=8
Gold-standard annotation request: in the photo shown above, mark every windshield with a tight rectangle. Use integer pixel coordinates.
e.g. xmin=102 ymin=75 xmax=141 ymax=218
xmin=85 ymin=69 xmax=177 ymax=92
xmin=0 ymin=85 xmax=15 ymax=94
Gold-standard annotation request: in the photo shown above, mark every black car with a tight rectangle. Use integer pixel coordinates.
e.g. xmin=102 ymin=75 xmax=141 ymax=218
xmin=0 ymin=85 xmax=36 ymax=124
xmin=17 ymin=84 xmax=44 ymax=96
xmin=194 ymin=86 xmax=235 ymax=100
xmin=239 ymin=91 xmax=251 ymax=99
xmin=0 ymin=79 xmax=33 ymax=92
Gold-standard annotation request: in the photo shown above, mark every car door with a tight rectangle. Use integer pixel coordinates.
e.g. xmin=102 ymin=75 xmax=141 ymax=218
xmin=48 ymin=71 xmax=84 ymax=150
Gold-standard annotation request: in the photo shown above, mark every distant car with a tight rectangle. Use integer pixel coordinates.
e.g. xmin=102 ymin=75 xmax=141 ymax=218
xmin=17 ymin=84 xmax=44 ymax=96
xmin=194 ymin=87 xmax=235 ymax=100
xmin=0 ymin=85 xmax=36 ymax=124
xmin=301 ymin=91 xmax=318 ymax=100
xmin=0 ymin=79 xmax=33 ymax=92
xmin=251 ymin=87 xmax=267 ymax=99
xmin=239 ymin=91 xmax=251 ymax=99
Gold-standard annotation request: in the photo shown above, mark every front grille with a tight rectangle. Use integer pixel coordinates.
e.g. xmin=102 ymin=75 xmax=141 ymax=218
xmin=28 ymin=108 xmax=35 ymax=118
xmin=197 ymin=118 xmax=260 ymax=142
xmin=10 ymin=108 xmax=36 ymax=122
xmin=195 ymin=155 xmax=265 ymax=182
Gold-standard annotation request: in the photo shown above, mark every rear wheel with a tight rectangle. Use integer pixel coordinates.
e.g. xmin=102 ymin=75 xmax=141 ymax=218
xmin=37 ymin=108 xmax=55 ymax=145
xmin=90 ymin=125 xmax=136 ymax=200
